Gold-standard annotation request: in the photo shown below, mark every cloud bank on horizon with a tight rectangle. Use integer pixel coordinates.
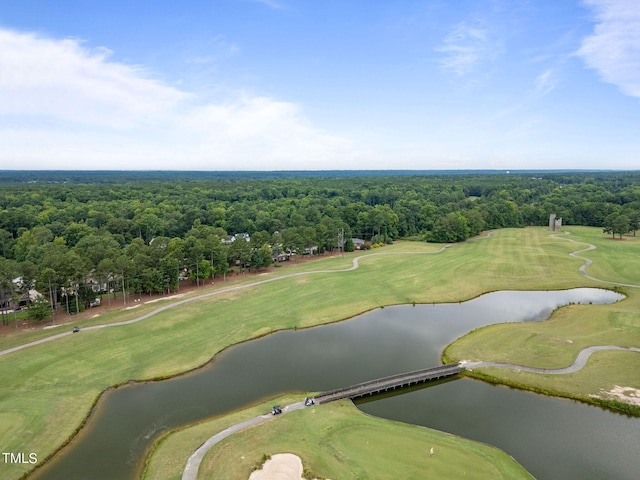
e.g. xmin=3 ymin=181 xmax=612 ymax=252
xmin=0 ymin=0 xmax=639 ymax=171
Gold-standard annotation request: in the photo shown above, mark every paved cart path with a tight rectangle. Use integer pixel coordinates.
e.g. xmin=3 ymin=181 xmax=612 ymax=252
xmin=2 ymin=230 xmax=637 ymax=357
xmin=181 ymin=344 xmax=640 ymax=480
xmin=552 ymin=232 xmax=640 ymax=289
xmin=179 ymin=230 xmax=640 ymax=479
xmin=464 ymin=345 xmax=640 ymax=374
xmin=0 ymin=245 xmax=453 ymax=357
xmin=181 ymin=402 xmax=306 ymax=480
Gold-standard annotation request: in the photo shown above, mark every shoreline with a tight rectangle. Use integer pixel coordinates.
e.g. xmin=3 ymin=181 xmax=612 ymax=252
xmin=7 ymin=228 xmax=640 ymax=479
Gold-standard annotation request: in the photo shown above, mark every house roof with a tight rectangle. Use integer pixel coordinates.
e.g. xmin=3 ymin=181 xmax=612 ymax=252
xmin=222 ymin=233 xmax=251 ymax=243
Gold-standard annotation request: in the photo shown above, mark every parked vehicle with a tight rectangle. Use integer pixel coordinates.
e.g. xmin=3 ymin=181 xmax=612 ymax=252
xmin=272 ymin=405 xmax=282 ymax=415
xmin=72 ymin=326 xmax=80 ymax=333
xmin=304 ymin=397 xmax=315 ymax=406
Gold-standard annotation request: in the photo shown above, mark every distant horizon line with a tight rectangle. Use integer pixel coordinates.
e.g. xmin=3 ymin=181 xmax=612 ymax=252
xmin=0 ymin=168 xmax=634 ymax=173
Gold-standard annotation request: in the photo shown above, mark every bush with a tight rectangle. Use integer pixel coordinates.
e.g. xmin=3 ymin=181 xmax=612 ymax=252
xmin=27 ymin=296 xmax=51 ymax=321
xmin=344 ymin=238 xmax=355 ymax=252
xmin=371 ymin=234 xmax=385 ymax=244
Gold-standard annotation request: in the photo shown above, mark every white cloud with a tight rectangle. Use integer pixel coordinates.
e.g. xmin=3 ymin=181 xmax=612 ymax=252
xmin=436 ymin=20 xmax=501 ymax=76
xmin=535 ymin=69 xmax=556 ymax=95
xmin=0 ymin=29 xmax=187 ymax=129
xmin=0 ymin=28 xmax=350 ymax=170
xmin=577 ymin=0 xmax=640 ymax=97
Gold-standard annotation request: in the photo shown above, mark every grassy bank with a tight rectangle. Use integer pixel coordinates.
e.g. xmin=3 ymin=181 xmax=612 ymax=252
xmin=0 ymin=227 xmax=638 ymax=479
xmin=444 ymin=227 xmax=640 ymax=411
xmin=141 ymin=394 xmax=305 ymax=480
xmin=144 ymin=395 xmax=533 ymax=480
xmin=0 ymin=252 xmax=369 ymax=353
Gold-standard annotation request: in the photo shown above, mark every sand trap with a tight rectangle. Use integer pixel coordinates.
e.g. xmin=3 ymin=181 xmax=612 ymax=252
xmin=145 ymin=293 xmax=185 ymax=304
xmin=248 ymin=453 xmax=328 ymax=480
xmin=248 ymin=454 xmax=302 ymax=480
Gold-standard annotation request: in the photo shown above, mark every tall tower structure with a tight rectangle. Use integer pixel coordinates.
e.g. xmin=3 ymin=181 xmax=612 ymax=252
xmin=549 ymin=214 xmax=562 ymax=231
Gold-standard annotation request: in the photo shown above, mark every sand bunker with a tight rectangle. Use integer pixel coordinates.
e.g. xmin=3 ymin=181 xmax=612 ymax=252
xmin=248 ymin=453 xmax=328 ymax=480
xmin=248 ymin=454 xmax=301 ymax=480
xmin=145 ymin=293 xmax=184 ymax=304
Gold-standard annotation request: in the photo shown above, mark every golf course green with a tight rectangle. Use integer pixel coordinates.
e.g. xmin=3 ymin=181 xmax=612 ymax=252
xmin=1 ymin=226 xmax=638 ymax=480
xmin=144 ymin=395 xmax=533 ymax=480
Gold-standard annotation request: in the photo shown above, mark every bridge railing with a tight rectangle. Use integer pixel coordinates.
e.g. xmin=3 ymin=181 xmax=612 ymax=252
xmin=315 ymin=363 xmax=463 ymax=404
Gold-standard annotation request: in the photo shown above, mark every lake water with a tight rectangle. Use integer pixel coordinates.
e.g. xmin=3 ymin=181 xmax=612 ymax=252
xmin=33 ymin=288 xmax=639 ymax=480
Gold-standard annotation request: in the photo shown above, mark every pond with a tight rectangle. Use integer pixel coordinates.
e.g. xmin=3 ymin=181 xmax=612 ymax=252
xmin=33 ymin=288 xmax=639 ymax=480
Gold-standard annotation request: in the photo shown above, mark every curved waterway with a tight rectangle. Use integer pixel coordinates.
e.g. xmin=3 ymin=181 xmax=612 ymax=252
xmin=33 ymin=288 xmax=638 ymax=480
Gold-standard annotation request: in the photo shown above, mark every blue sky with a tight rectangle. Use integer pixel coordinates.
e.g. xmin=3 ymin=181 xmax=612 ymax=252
xmin=1 ymin=0 xmax=639 ymax=170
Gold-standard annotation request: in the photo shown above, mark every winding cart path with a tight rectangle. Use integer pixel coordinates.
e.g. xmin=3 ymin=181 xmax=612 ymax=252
xmin=179 ymin=231 xmax=640 ymax=479
xmin=4 ymin=230 xmax=636 ymax=358
xmin=182 ymin=402 xmax=307 ymax=480
xmin=464 ymin=345 xmax=640 ymax=374
xmin=181 ymin=344 xmax=640 ymax=480
xmin=552 ymin=232 xmax=640 ymax=289
xmin=0 ymin=245 xmax=454 ymax=357
xmin=2 ymin=229 xmax=634 ymax=479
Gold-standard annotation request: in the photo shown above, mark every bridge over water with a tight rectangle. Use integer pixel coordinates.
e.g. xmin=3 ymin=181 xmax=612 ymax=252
xmin=314 ymin=363 xmax=464 ymax=404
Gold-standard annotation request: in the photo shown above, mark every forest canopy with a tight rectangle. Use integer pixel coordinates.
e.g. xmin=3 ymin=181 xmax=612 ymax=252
xmin=1 ymin=171 xmax=639 ymax=320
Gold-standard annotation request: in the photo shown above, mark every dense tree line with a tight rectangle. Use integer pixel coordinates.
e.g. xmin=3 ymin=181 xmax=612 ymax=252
xmin=1 ymin=171 xmax=639 ymax=321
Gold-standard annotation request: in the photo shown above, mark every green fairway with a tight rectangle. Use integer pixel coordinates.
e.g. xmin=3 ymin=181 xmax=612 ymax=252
xmin=141 ymin=394 xmax=305 ymax=480
xmin=0 ymin=227 xmax=638 ymax=479
xmin=444 ymin=226 xmax=640 ymax=413
xmin=143 ymin=396 xmax=533 ymax=480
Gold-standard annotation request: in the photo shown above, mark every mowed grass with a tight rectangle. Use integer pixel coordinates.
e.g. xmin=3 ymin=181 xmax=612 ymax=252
xmin=146 ymin=397 xmax=531 ymax=480
xmin=559 ymin=226 xmax=640 ymax=284
xmin=0 ymin=252 xmax=376 ymax=352
xmin=141 ymin=393 xmax=305 ymax=480
xmin=444 ymin=226 xmax=640 ymax=409
xmin=0 ymin=227 xmax=637 ymax=479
